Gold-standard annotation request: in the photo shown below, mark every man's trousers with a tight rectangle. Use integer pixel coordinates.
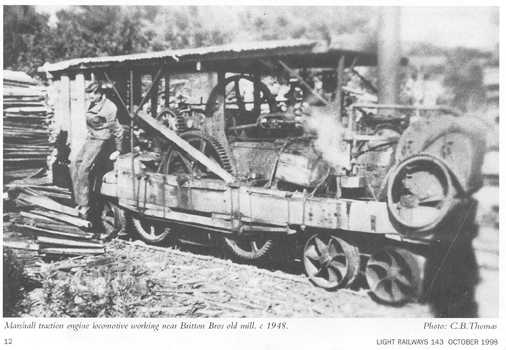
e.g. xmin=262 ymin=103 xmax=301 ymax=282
xmin=71 ymin=138 xmax=106 ymax=207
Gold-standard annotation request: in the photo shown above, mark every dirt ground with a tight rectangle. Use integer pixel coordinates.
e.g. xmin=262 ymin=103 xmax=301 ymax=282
xmin=21 ymin=239 xmax=433 ymax=318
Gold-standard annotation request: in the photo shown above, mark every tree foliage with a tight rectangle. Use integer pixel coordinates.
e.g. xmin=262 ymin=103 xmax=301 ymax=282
xmin=444 ymin=48 xmax=488 ymax=112
xmin=3 ymin=5 xmax=494 ymax=112
xmin=51 ymin=6 xmax=155 ymax=58
xmin=3 ymin=5 xmax=378 ymax=75
xmin=3 ymin=6 xmax=54 ymax=74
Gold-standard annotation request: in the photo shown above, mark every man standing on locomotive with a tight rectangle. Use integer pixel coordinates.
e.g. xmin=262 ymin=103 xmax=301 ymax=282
xmin=71 ymin=81 xmax=123 ymax=219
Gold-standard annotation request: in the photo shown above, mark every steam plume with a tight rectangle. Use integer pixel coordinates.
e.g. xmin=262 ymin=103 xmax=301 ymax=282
xmin=305 ymin=108 xmax=350 ymax=171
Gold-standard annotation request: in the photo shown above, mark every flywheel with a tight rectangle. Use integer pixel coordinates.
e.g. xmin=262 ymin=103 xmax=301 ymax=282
xmin=387 ymin=153 xmax=456 ymax=233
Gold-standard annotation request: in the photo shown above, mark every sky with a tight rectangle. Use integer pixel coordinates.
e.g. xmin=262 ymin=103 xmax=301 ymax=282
xmin=400 ymin=7 xmax=498 ymax=51
xmin=35 ymin=6 xmax=499 ymax=52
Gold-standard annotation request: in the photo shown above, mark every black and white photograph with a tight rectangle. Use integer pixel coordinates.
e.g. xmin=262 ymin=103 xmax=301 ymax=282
xmin=1 ymin=4 xmax=502 ymax=348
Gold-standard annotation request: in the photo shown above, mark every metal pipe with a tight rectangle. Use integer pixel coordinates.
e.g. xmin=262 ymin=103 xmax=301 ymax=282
xmin=335 ymin=55 xmax=346 ymax=121
xmin=377 ymin=7 xmax=401 ymax=105
xmin=129 ymin=70 xmax=136 ymax=208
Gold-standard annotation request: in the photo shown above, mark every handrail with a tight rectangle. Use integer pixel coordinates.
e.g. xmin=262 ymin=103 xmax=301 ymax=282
xmin=351 ymin=103 xmax=460 ymax=115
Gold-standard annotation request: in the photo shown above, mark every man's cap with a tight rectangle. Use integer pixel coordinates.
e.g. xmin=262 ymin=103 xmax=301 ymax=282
xmin=85 ymin=81 xmax=113 ymax=93
xmin=85 ymin=81 xmax=100 ymax=93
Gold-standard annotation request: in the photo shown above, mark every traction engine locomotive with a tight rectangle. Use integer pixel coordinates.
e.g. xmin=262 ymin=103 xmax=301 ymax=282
xmin=99 ymin=59 xmax=486 ymax=306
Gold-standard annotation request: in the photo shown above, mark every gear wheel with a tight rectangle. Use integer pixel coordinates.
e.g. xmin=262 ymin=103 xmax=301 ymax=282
xmin=159 ymin=130 xmax=235 ymax=177
xmin=156 ymin=108 xmax=187 ymax=133
xmin=207 ymin=134 xmax=234 ymax=175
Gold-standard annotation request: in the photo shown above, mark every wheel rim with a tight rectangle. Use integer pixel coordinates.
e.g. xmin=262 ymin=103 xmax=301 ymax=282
xmin=132 ymin=216 xmax=171 ymax=243
xmin=387 ymin=154 xmax=454 ymax=231
xmin=366 ymin=247 xmax=421 ymax=305
xmin=223 ymin=235 xmax=273 ymax=260
xmin=303 ymin=234 xmax=358 ymax=290
xmin=100 ymin=201 xmax=120 ymax=240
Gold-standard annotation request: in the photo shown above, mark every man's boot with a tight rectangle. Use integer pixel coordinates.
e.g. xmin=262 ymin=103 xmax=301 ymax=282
xmin=78 ymin=205 xmax=90 ymax=220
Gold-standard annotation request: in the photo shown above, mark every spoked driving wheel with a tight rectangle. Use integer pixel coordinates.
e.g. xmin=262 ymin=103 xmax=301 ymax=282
xmin=303 ymin=234 xmax=360 ymax=290
xmin=223 ymin=234 xmax=275 ymax=262
xmin=131 ymin=214 xmax=172 ymax=245
xmin=365 ymin=247 xmax=422 ymax=305
xmin=99 ymin=200 xmax=124 ymax=241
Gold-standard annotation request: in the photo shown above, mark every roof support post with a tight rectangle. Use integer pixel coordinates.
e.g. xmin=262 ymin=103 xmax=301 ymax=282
xmin=129 ymin=70 xmax=134 ymax=113
xmin=59 ymin=74 xmax=71 ymax=134
xmin=151 ymin=69 xmax=159 ymax=119
xmin=335 ymin=54 xmax=346 ymax=123
xmin=215 ymin=70 xmax=227 ymax=137
xmin=252 ymin=70 xmax=261 ymax=117
xmin=133 ymin=72 xmax=142 ymax=106
xmin=164 ymin=72 xmax=171 ymax=107
xmin=128 ymin=70 xmax=135 ymax=154
xmin=70 ymin=73 xmax=86 ymax=161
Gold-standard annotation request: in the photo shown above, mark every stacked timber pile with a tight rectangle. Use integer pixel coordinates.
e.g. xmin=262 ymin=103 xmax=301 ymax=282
xmin=4 ymin=177 xmax=105 ymax=258
xmin=3 ymin=70 xmax=53 ymax=183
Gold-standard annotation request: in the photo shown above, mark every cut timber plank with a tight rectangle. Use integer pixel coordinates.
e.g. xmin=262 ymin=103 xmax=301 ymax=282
xmin=10 ymin=176 xmax=52 ymax=187
xmin=4 ymin=106 xmax=48 ymax=114
xmin=17 ymin=193 xmax=79 ymax=217
xmin=15 ymin=224 xmax=94 ymax=239
xmin=10 ymin=184 xmax=70 ymax=194
xmin=41 ymin=247 xmax=105 ymax=256
xmin=30 ymin=209 xmax=91 ymax=229
xmin=3 ymin=241 xmax=40 ymax=251
xmin=37 ymin=236 xmax=104 ymax=248
xmin=27 ymin=190 xmax=71 ymax=200
xmin=136 ymin=110 xmax=235 ymax=183
xmin=33 ymin=222 xmax=91 ymax=236
xmin=20 ymin=211 xmax=65 ymax=225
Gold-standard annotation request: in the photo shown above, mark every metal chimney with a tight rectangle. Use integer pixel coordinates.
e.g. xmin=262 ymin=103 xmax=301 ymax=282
xmin=377 ymin=7 xmax=401 ymax=105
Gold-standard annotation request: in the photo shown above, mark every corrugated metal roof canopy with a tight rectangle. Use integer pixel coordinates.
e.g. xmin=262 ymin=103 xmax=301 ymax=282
xmin=39 ymin=39 xmax=376 ymax=75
